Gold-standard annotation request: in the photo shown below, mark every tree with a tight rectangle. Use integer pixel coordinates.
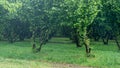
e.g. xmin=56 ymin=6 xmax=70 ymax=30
xmin=75 ymin=0 xmax=100 ymax=56
xmin=18 ymin=0 xmax=61 ymax=52
xmin=57 ymin=0 xmax=100 ymax=56
xmin=0 ymin=4 xmax=8 ymax=40
xmin=0 ymin=0 xmax=22 ymax=42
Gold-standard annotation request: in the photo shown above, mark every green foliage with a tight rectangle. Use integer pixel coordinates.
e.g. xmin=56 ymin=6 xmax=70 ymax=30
xmin=2 ymin=18 xmax=31 ymax=42
xmin=76 ymin=0 xmax=100 ymax=26
xmin=0 ymin=0 xmax=22 ymax=19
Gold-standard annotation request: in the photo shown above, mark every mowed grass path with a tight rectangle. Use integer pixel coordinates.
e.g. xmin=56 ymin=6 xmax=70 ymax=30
xmin=0 ymin=37 xmax=120 ymax=68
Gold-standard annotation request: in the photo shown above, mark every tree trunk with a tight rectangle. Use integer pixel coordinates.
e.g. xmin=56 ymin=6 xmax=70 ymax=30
xmin=73 ymin=28 xmax=82 ymax=47
xmin=36 ymin=44 xmax=43 ymax=52
xmin=102 ymin=38 xmax=109 ymax=45
xmin=83 ymin=27 xmax=91 ymax=57
xmin=114 ymin=36 xmax=120 ymax=50
xmin=32 ymin=31 xmax=37 ymax=52
xmin=32 ymin=30 xmax=36 ymax=42
xmin=94 ymin=36 xmax=100 ymax=41
xmin=84 ymin=37 xmax=91 ymax=57
xmin=76 ymin=41 xmax=81 ymax=47
xmin=102 ymin=33 xmax=110 ymax=45
xmin=75 ymin=35 xmax=81 ymax=47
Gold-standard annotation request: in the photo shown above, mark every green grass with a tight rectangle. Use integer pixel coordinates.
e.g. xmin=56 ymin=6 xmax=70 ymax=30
xmin=0 ymin=58 xmax=50 ymax=68
xmin=0 ymin=38 xmax=120 ymax=68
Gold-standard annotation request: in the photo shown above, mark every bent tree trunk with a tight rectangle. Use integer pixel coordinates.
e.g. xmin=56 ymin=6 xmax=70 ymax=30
xmin=114 ymin=36 xmax=120 ymax=50
xmin=36 ymin=43 xmax=43 ymax=52
xmin=84 ymin=37 xmax=91 ymax=56
xmin=102 ymin=33 xmax=110 ymax=45
xmin=83 ymin=27 xmax=91 ymax=57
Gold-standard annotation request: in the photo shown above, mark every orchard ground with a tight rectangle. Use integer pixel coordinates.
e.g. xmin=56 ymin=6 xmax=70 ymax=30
xmin=0 ymin=37 xmax=120 ymax=68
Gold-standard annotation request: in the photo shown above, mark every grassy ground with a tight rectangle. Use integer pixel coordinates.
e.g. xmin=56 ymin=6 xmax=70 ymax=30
xmin=0 ymin=37 xmax=120 ymax=68
xmin=0 ymin=58 xmax=50 ymax=68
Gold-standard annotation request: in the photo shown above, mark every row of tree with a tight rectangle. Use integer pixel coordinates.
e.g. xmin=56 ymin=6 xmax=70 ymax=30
xmin=0 ymin=0 xmax=120 ymax=56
